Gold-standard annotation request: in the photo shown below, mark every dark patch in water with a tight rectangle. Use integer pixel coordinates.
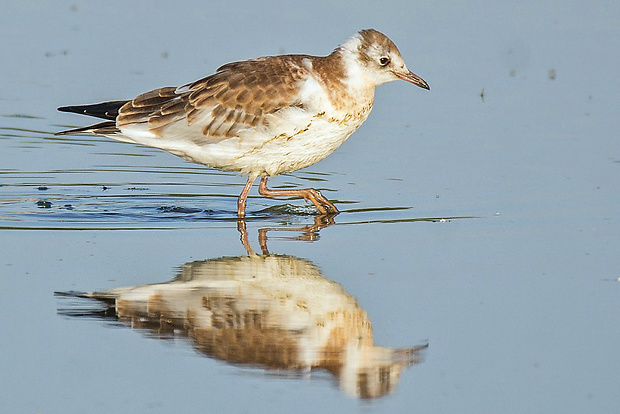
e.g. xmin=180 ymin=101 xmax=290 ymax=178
xmin=36 ymin=199 xmax=52 ymax=208
xmin=158 ymin=205 xmax=209 ymax=214
xmin=258 ymin=204 xmax=319 ymax=216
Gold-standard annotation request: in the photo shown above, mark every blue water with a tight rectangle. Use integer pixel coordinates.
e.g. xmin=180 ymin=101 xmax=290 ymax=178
xmin=1 ymin=1 xmax=619 ymax=413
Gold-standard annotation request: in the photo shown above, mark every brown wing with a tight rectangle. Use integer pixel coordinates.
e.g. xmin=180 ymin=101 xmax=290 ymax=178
xmin=116 ymin=55 xmax=312 ymax=139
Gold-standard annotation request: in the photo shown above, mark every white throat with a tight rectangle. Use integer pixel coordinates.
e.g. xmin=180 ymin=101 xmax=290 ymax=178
xmin=336 ymin=34 xmax=376 ymax=97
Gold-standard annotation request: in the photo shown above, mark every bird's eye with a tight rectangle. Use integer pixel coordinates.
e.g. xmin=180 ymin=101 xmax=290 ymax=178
xmin=379 ymin=56 xmax=390 ymax=66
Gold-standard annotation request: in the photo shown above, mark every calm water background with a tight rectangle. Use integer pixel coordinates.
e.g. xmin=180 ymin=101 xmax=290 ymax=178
xmin=1 ymin=1 xmax=619 ymax=413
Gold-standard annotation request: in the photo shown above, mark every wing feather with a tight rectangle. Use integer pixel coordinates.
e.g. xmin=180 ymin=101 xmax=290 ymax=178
xmin=116 ymin=55 xmax=313 ymax=142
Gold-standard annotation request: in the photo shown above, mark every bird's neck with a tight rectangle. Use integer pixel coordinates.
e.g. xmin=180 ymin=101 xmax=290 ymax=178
xmin=311 ymin=52 xmax=375 ymax=114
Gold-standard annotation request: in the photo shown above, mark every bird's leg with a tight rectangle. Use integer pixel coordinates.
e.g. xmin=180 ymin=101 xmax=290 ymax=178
xmin=237 ymin=175 xmax=257 ymax=218
xmin=258 ymin=176 xmax=339 ymax=214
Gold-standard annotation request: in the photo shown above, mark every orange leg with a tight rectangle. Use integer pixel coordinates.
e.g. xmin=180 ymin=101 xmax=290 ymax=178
xmin=258 ymin=176 xmax=339 ymax=214
xmin=237 ymin=175 xmax=257 ymax=218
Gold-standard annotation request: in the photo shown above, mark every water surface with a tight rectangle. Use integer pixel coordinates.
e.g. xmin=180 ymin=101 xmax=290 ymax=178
xmin=1 ymin=1 xmax=619 ymax=413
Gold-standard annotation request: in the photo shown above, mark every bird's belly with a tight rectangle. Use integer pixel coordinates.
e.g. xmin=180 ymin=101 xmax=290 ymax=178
xmin=189 ymin=115 xmax=365 ymax=176
xmin=237 ymin=121 xmax=357 ymax=176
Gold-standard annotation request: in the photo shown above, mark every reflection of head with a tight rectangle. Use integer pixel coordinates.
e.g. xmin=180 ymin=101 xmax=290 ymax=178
xmin=60 ymin=254 xmax=426 ymax=399
xmin=337 ymin=342 xmax=427 ymax=399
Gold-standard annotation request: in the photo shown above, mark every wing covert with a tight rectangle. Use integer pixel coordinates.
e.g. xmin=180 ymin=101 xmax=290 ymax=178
xmin=117 ymin=55 xmax=312 ymax=140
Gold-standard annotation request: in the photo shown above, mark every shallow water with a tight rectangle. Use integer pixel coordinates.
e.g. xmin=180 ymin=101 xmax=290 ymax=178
xmin=1 ymin=1 xmax=620 ymax=413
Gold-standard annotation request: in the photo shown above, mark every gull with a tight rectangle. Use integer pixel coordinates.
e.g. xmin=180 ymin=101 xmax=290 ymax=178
xmin=57 ymin=29 xmax=429 ymax=217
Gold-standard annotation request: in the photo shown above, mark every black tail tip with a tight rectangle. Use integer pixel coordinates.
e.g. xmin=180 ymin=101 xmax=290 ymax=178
xmin=57 ymin=105 xmax=77 ymax=113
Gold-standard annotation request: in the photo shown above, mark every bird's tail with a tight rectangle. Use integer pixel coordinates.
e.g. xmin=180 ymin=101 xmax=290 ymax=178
xmin=58 ymin=100 xmax=128 ymax=120
xmin=55 ymin=120 xmax=119 ymax=136
xmin=56 ymin=100 xmax=129 ymax=136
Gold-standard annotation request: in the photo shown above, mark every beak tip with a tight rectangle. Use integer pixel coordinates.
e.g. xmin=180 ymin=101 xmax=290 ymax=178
xmin=396 ymin=70 xmax=430 ymax=90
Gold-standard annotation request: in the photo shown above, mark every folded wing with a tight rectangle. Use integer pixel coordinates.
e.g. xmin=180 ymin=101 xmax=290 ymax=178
xmin=116 ymin=55 xmax=312 ymax=144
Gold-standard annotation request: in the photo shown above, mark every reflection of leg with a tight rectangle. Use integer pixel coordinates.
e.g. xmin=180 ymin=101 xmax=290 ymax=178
xmin=257 ymin=229 xmax=270 ymax=255
xmin=258 ymin=176 xmax=339 ymax=214
xmin=236 ymin=219 xmax=255 ymax=256
xmin=237 ymin=175 xmax=257 ymax=218
xmin=240 ymin=215 xmax=336 ymax=255
xmin=258 ymin=215 xmax=336 ymax=253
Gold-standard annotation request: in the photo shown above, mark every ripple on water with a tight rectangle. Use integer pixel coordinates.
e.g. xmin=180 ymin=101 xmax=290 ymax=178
xmin=0 ymin=177 xmax=476 ymax=230
xmin=1 ymin=119 xmax=476 ymax=230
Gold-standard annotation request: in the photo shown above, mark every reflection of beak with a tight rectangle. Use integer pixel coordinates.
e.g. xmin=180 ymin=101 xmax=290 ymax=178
xmin=394 ymin=70 xmax=430 ymax=90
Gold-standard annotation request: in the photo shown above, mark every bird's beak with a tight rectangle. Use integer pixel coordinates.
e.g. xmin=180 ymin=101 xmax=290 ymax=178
xmin=394 ymin=70 xmax=430 ymax=90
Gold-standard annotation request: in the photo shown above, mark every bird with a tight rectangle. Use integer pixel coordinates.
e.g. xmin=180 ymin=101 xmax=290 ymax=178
xmin=56 ymin=29 xmax=429 ymax=217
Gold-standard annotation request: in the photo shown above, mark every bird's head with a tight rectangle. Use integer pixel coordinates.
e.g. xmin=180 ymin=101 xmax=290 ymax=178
xmin=339 ymin=29 xmax=430 ymax=90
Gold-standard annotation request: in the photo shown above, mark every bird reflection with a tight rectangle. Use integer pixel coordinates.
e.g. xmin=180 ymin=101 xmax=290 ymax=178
xmin=57 ymin=220 xmax=426 ymax=399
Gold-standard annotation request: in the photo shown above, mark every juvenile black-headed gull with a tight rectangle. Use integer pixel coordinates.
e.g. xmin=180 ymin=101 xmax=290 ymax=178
xmin=57 ymin=29 xmax=429 ymax=217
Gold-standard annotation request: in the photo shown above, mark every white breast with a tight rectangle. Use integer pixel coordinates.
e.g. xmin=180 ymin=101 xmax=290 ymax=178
xmin=185 ymin=104 xmax=370 ymax=176
xmin=222 ymin=77 xmax=373 ymax=176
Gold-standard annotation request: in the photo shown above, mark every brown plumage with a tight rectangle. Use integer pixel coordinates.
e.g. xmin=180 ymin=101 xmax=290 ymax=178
xmin=116 ymin=55 xmax=313 ymax=139
xmin=57 ymin=29 xmax=429 ymax=217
